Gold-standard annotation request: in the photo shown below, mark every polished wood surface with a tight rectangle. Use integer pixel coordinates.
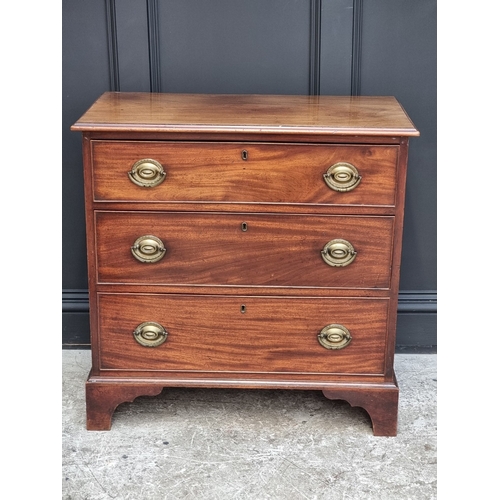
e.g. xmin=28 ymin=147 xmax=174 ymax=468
xmin=97 ymin=294 xmax=388 ymax=375
xmin=92 ymin=141 xmax=398 ymax=206
xmin=72 ymin=92 xmax=419 ymax=136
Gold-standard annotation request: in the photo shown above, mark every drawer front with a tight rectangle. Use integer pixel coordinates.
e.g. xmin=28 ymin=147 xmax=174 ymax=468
xmin=92 ymin=141 xmax=398 ymax=206
xmin=98 ymin=294 xmax=389 ymax=375
xmin=95 ymin=212 xmax=394 ymax=289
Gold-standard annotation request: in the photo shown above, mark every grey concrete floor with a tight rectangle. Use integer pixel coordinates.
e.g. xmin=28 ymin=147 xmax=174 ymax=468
xmin=62 ymin=351 xmax=436 ymax=500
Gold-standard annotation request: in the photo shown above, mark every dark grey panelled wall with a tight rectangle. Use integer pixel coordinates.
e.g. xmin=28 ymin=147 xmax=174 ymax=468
xmin=62 ymin=0 xmax=437 ymax=349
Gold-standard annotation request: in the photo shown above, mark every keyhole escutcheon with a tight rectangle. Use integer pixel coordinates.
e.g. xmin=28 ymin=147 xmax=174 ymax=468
xmin=241 ymin=150 xmax=248 ymax=160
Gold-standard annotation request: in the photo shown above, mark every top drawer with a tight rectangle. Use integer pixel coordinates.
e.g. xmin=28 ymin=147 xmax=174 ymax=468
xmin=91 ymin=141 xmax=398 ymax=207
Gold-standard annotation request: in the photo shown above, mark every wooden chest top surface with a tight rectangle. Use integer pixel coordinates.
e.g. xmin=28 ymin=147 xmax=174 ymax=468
xmin=71 ymin=92 xmax=419 ymax=137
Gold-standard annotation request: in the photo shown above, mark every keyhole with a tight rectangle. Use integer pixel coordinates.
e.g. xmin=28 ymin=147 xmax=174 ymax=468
xmin=240 ymin=305 xmax=246 ymax=314
xmin=241 ymin=150 xmax=248 ymax=160
xmin=241 ymin=222 xmax=248 ymax=232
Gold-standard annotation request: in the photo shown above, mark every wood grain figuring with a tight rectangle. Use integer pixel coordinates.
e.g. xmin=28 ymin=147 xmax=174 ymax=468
xmin=92 ymin=141 xmax=398 ymax=206
xmin=95 ymin=211 xmax=394 ymax=288
xmin=72 ymin=93 xmax=419 ymax=136
xmin=98 ymin=294 xmax=389 ymax=375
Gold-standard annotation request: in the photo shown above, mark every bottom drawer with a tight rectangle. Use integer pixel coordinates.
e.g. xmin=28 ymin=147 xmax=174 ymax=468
xmin=97 ymin=294 xmax=389 ymax=376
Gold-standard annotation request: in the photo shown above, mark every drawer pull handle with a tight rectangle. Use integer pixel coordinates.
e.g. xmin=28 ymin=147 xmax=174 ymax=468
xmin=323 ymin=162 xmax=361 ymax=192
xmin=321 ymin=239 xmax=357 ymax=267
xmin=133 ymin=321 xmax=168 ymax=347
xmin=128 ymin=158 xmax=166 ymax=187
xmin=131 ymin=235 xmax=166 ymax=263
xmin=318 ymin=324 xmax=352 ymax=350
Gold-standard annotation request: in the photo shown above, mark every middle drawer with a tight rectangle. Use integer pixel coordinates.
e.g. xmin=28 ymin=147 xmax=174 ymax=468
xmin=95 ymin=211 xmax=394 ymax=289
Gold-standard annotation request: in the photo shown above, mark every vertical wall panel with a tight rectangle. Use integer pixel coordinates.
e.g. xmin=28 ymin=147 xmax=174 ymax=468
xmin=320 ymin=0 xmax=353 ymax=95
xmin=115 ymin=0 xmax=151 ymax=91
xmin=309 ymin=0 xmax=322 ymax=95
xmin=62 ymin=0 xmax=110 ymax=289
xmin=360 ymin=0 xmax=437 ymax=291
xmin=158 ymin=0 xmax=310 ymax=95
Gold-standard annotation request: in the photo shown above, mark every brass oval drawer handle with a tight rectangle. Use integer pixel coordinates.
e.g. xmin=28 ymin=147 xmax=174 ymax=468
xmin=321 ymin=239 xmax=357 ymax=267
xmin=131 ymin=235 xmax=166 ymax=263
xmin=323 ymin=162 xmax=361 ymax=192
xmin=133 ymin=321 xmax=168 ymax=347
xmin=128 ymin=158 xmax=166 ymax=187
xmin=318 ymin=324 xmax=352 ymax=350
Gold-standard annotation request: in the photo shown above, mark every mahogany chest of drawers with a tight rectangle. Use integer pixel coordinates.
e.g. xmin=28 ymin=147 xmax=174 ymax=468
xmin=72 ymin=92 xmax=418 ymax=435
